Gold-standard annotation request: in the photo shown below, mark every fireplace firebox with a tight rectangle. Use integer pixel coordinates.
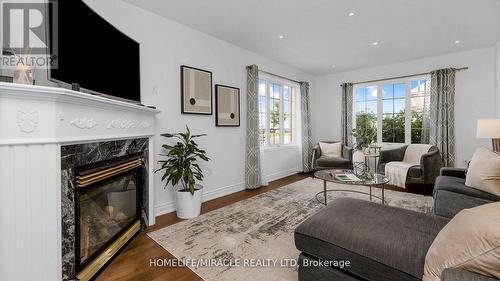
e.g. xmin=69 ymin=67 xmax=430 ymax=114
xmin=73 ymin=153 xmax=144 ymax=280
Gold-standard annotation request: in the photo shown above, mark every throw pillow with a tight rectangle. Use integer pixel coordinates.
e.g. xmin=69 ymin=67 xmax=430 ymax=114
xmin=319 ymin=142 xmax=342 ymax=158
xmin=423 ymin=202 xmax=500 ymax=281
xmin=465 ymin=147 xmax=500 ymax=197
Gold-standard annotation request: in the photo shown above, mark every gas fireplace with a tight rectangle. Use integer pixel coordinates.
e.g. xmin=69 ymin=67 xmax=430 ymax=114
xmin=73 ymin=153 xmax=144 ymax=280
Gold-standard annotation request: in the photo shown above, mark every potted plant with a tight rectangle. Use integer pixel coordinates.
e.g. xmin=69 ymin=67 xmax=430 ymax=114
xmin=156 ymin=126 xmax=210 ymax=219
xmin=351 ymin=112 xmax=377 ymax=162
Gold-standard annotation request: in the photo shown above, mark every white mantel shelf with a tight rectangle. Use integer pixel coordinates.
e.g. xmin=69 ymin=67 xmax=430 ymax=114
xmin=0 ymin=82 xmax=160 ymax=281
xmin=0 ymin=82 xmax=160 ymax=145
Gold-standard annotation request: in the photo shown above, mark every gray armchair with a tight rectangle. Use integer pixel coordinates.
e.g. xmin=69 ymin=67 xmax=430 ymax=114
xmin=312 ymin=141 xmax=353 ymax=170
xmin=378 ymin=145 xmax=442 ymax=193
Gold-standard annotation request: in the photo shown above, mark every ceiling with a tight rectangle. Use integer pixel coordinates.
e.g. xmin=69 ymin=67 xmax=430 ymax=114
xmin=124 ymin=0 xmax=500 ymax=75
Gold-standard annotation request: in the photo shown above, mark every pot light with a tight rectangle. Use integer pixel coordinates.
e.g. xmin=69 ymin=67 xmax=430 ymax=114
xmin=372 ymin=41 xmax=379 ymax=46
xmin=348 ymin=12 xmax=355 ymax=17
xmin=455 ymin=40 xmax=460 ymax=44
xmin=278 ymin=34 xmax=285 ymax=39
xmin=332 ymin=65 xmax=337 ymax=69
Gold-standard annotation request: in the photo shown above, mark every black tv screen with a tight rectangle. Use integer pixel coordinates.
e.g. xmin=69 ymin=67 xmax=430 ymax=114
xmin=49 ymin=0 xmax=141 ymax=102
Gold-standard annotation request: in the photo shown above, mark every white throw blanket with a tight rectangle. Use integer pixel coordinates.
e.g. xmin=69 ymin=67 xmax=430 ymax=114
xmin=385 ymin=144 xmax=432 ymax=188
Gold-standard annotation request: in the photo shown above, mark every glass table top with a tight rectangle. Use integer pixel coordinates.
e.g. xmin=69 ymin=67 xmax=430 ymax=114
xmin=314 ymin=169 xmax=389 ymax=185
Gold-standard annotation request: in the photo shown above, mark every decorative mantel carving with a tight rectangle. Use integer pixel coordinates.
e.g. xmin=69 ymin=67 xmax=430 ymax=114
xmin=107 ymin=119 xmax=137 ymax=129
xmin=16 ymin=109 xmax=39 ymax=133
xmin=70 ymin=118 xmax=98 ymax=129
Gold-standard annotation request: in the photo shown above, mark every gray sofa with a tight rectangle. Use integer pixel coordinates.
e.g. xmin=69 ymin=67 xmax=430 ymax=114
xmin=295 ymin=197 xmax=498 ymax=281
xmin=312 ymin=141 xmax=353 ymax=170
xmin=433 ymin=167 xmax=500 ymax=218
xmin=378 ymin=145 xmax=442 ymax=193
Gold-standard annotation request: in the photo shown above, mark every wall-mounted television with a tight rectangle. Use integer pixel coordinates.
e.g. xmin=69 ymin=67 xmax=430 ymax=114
xmin=49 ymin=0 xmax=141 ymax=102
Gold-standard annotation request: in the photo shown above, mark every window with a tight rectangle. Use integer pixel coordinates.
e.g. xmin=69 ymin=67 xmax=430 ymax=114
xmin=354 ymin=77 xmax=430 ymax=145
xmin=382 ymin=83 xmax=406 ymax=143
xmin=410 ymin=80 xmax=430 ymax=144
xmin=355 ymin=86 xmax=377 ymax=144
xmin=258 ymin=77 xmax=298 ymax=146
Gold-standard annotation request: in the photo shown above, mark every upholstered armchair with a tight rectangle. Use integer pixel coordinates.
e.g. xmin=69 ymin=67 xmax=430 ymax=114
xmin=312 ymin=141 xmax=354 ymax=170
xmin=378 ymin=145 xmax=442 ymax=192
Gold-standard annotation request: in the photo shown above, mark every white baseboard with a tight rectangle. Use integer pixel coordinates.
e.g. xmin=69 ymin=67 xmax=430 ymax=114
xmin=264 ymin=168 xmax=299 ymax=183
xmin=153 ymin=169 xmax=298 ymax=218
xmin=202 ymin=181 xmax=246 ymax=202
xmin=154 ymin=201 xmax=176 ymax=216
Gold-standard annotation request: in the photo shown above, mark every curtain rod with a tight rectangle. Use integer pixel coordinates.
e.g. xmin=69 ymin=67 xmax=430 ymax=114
xmin=340 ymin=67 xmax=468 ymax=87
xmin=247 ymin=66 xmax=303 ymax=84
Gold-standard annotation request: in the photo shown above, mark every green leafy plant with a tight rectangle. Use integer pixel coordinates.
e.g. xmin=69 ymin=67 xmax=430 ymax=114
xmin=352 ymin=112 xmax=377 ymax=150
xmin=156 ymin=126 xmax=210 ymax=195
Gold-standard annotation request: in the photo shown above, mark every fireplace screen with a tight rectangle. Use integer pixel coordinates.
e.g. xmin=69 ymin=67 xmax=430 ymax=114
xmin=75 ymin=157 xmax=142 ymax=271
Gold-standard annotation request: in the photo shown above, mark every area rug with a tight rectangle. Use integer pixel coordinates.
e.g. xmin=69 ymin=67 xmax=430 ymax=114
xmin=148 ymin=177 xmax=433 ymax=281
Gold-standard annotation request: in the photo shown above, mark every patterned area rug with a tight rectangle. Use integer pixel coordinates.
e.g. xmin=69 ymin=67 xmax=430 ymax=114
xmin=148 ymin=177 xmax=433 ymax=281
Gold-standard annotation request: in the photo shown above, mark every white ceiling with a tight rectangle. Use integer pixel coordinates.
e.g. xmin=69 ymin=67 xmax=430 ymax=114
xmin=124 ymin=0 xmax=500 ymax=75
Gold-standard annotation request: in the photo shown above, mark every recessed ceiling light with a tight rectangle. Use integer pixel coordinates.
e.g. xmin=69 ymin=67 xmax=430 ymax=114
xmin=348 ymin=12 xmax=355 ymax=17
xmin=455 ymin=40 xmax=460 ymax=44
xmin=372 ymin=41 xmax=379 ymax=46
xmin=332 ymin=65 xmax=337 ymax=69
xmin=278 ymin=34 xmax=285 ymax=39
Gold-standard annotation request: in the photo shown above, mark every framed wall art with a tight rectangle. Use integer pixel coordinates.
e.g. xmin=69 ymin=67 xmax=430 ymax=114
xmin=181 ymin=65 xmax=213 ymax=115
xmin=215 ymin=84 xmax=240 ymax=127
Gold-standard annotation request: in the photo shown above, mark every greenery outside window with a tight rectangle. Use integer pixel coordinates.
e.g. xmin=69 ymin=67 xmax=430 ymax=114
xmin=354 ymin=77 xmax=430 ymax=145
xmin=259 ymin=77 xmax=298 ymax=146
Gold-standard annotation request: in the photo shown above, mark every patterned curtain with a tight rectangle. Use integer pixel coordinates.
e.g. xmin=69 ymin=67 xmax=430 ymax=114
xmin=301 ymin=82 xmax=313 ymax=172
xmin=245 ymin=65 xmax=261 ymax=189
xmin=341 ymin=83 xmax=354 ymax=147
xmin=430 ymin=68 xmax=456 ymax=167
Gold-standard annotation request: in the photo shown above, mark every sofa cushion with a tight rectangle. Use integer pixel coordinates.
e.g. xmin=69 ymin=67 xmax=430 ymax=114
xmin=465 ymin=147 xmax=500 ymax=197
xmin=434 ymin=176 xmax=500 ymax=202
xmin=433 ymin=176 xmax=500 ymax=218
xmin=295 ymin=198 xmax=449 ymax=280
xmin=316 ymin=156 xmax=350 ymax=168
xmin=441 ymin=268 xmax=499 ymax=281
xmin=424 ymin=202 xmax=500 ymax=281
xmin=433 ymin=188 xmax=496 ymax=219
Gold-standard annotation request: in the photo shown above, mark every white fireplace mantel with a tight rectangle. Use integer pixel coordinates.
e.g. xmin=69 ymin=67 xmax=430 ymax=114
xmin=0 ymin=82 xmax=160 ymax=281
xmin=0 ymin=82 xmax=160 ymax=145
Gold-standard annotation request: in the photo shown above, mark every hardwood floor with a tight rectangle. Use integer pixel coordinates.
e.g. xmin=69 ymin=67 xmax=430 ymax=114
xmin=96 ymin=173 xmax=310 ymax=281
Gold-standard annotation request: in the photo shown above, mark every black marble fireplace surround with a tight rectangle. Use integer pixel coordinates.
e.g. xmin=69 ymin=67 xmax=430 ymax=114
xmin=61 ymin=138 xmax=149 ymax=281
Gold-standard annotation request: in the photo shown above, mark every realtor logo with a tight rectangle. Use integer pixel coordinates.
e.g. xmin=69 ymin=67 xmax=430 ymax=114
xmin=1 ymin=1 xmax=58 ymax=68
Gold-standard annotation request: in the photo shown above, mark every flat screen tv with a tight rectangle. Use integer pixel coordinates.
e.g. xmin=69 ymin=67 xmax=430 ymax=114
xmin=49 ymin=0 xmax=141 ymax=102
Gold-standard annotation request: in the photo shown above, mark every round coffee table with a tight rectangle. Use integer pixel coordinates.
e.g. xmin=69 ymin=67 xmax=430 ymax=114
xmin=314 ymin=169 xmax=389 ymax=205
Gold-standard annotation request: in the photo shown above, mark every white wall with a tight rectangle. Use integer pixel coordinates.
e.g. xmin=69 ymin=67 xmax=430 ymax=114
xmin=78 ymin=0 xmax=312 ymax=217
xmin=312 ymin=47 xmax=497 ymax=168
xmin=496 ymin=43 xmax=500 ymax=115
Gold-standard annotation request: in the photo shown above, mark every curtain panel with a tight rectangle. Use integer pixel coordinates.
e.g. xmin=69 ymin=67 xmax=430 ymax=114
xmin=430 ymin=68 xmax=456 ymax=167
xmin=245 ymin=65 xmax=262 ymax=189
xmin=300 ymin=81 xmax=313 ymax=172
xmin=341 ymin=83 xmax=354 ymax=147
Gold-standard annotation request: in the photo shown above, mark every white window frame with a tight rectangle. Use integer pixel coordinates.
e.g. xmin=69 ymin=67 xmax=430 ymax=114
xmin=353 ymin=75 xmax=430 ymax=146
xmin=259 ymin=74 xmax=299 ymax=148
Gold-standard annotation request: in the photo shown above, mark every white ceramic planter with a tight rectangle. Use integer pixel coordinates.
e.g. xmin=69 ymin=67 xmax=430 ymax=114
xmin=174 ymin=185 xmax=203 ymax=219
xmin=353 ymin=150 xmax=365 ymax=164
